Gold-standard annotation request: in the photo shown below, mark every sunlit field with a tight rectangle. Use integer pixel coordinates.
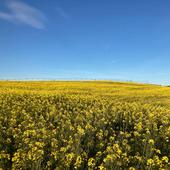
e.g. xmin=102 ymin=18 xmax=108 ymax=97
xmin=0 ymin=81 xmax=170 ymax=170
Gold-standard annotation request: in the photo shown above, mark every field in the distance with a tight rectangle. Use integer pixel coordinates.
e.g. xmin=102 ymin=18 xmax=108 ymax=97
xmin=0 ymin=81 xmax=170 ymax=170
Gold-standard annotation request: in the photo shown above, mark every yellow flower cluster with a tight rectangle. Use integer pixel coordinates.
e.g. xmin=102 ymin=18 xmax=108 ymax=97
xmin=0 ymin=81 xmax=170 ymax=169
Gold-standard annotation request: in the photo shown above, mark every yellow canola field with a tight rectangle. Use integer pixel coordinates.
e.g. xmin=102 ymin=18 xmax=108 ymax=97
xmin=0 ymin=81 xmax=170 ymax=170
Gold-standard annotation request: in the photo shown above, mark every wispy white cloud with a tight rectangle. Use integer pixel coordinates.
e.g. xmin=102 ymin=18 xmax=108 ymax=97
xmin=0 ymin=0 xmax=46 ymax=29
xmin=56 ymin=7 xmax=69 ymax=19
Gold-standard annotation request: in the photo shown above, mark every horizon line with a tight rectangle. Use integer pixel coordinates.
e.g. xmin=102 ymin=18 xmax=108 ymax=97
xmin=0 ymin=78 xmax=164 ymax=86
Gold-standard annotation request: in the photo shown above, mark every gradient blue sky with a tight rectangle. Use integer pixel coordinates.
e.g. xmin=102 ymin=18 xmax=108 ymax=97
xmin=0 ymin=0 xmax=170 ymax=84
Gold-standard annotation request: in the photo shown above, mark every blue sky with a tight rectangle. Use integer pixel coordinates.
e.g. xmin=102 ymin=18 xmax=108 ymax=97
xmin=0 ymin=0 xmax=170 ymax=84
